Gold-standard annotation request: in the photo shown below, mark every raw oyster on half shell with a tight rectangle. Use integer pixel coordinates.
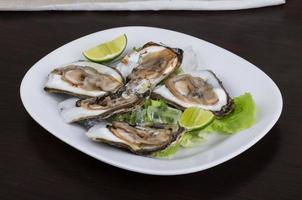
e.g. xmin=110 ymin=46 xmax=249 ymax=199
xmin=86 ymin=121 xmax=185 ymax=155
xmin=44 ymin=61 xmax=123 ymax=98
xmin=152 ymin=70 xmax=234 ymax=117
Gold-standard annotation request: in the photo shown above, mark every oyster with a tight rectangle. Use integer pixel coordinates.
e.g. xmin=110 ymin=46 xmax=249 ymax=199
xmin=152 ymin=70 xmax=234 ymax=116
xmin=117 ymin=42 xmax=183 ymax=83
xmin=44 ymin=61 xmax=123 ymax=98
xmin=86 ymin=121 xmax=185 ymax=155
xmin=58 ymin=42 xmax=183 ymax=123
xmin=58 ymin=92 xmax=146 ymax=123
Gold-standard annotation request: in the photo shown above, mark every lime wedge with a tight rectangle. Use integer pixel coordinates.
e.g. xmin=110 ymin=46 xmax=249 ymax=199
xmin=179 ymin=107 xmax=214 ymax=130
xmin=83 ymin=34 xmax=127 ymax=63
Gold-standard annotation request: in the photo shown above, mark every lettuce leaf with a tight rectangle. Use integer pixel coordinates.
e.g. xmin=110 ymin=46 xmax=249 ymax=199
xmin=180 ymin=129 xmax=206 ymax=148
xmin=154 ymin=130 xmax=207 ymax=158
xmin=203 ymin=92 xmax=256 ymax=134
xmin=153 ymin=142 xmax=180 ymax=158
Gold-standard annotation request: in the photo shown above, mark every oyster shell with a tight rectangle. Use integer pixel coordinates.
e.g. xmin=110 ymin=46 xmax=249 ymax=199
xmin=117 ymin=42 xmax=183 ymax=83
xmin=58 ymin=92 xmax=146 ymax=123
xmin=152 ymin=70 xmax=234 ymax=116
xmin=86 ymin=121 xmax=185 ymax=155
xmin=44 ymin=61 xmax=123 ymax=98
xmin=58 ymin=42 xmax=183 ymax=123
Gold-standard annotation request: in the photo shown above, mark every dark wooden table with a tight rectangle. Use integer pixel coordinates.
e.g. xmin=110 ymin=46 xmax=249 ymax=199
xmin=1 ymin=1 xmax=301 ymax=199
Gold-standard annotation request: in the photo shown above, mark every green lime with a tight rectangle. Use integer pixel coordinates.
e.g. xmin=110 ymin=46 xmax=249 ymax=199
xmin=179 ymin=107 xmax=214 ymax=130
xmin=83 ymin=34 xmax=127 ymax=63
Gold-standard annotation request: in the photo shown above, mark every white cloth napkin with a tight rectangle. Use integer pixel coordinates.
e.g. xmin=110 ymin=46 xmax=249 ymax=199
xmin=0 ymin=0 xmax=285 ymax=11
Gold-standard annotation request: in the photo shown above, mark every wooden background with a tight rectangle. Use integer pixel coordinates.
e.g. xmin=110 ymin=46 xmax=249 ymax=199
xmin=0 ymin=0 xmax=301 ymax=199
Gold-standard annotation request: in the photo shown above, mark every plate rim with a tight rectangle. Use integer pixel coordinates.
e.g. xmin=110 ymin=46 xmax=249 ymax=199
xmin=20 ymin=26 xmax=283 ymax=175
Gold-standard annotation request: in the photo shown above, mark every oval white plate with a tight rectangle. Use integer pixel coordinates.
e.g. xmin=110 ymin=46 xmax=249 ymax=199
xmin=20 ymin=26 xmax=282 ymax=175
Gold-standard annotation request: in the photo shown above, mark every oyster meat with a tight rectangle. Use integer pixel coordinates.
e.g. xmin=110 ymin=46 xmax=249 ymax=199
xmin=152 ymin=70 xmax=234 ymax=116
xmin=44 ymin=61 xmax=123 ymax=98
xmin=86 ymin=121 xmax=185 ymax=155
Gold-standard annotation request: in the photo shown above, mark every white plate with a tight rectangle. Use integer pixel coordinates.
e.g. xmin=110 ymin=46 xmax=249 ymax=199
xmin=20 ymin=26 xmax=283 ymax=175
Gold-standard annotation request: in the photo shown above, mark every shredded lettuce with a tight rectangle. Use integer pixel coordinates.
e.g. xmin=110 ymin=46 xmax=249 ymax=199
xmin=203 ymin=92 xmax=256 ymax=134
xmin=110 ymin=99 xmax=182 ymax=125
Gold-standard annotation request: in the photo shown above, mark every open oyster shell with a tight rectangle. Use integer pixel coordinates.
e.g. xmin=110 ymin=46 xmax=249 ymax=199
xmin=86 ymin=121 xmax=185 ymax=155
xmin=44 ymin=61 xmax=123 ymax=98
xmin=152 ymin=70 xmax=234 ymax=117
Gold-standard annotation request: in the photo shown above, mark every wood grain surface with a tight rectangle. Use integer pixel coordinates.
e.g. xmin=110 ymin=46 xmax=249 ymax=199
xmin=0 ymin=1 xmax=301 ymax=199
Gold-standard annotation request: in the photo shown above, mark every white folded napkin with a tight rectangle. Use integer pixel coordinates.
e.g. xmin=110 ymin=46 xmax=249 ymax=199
xmin=0 ymin=0 xmax=285 ymax=11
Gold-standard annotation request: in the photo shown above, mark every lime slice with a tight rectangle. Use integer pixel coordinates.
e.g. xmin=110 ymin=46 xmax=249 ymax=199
xmin=83 ymin=34 xmax=127 ymax=63
xmin=179 ymin=107 xmax=214 ymax=130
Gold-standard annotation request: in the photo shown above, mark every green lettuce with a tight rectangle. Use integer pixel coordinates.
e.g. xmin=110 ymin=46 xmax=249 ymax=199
xmin=153 ymin=142 xmax=181 ymax=158
xmin=155 ymin=93 xmax=256 ymax=158
xmin=180 ymin=129 xmax=207 ymax=148
xmin=154 ymin=130 xmax=207 ymax=158
xmin=110 ymin=99 xmax=182 ymax=125
xmin=203 ymin=92 xmax=256 ymax=134
xmin=111 ymin=93 xmax=256 ymax=158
